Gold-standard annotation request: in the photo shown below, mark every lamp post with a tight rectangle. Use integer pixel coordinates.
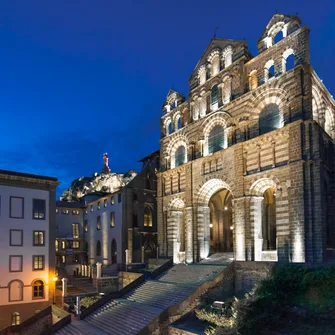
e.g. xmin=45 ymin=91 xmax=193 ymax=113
xmin=52 ymin=276 xmax=58 ymax=304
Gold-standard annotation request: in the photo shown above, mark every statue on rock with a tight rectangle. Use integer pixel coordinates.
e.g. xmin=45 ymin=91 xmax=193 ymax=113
xmin=102 ymin=152 xmax=111 ymax=174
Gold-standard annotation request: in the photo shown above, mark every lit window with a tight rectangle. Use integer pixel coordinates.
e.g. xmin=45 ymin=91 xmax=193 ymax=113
xmin=72 ymin=210 xmax=80 ymax=215
xmin=72 ymin=223 xmax=79 ymax=238
xmin=111 ymin=196 xmax=115 ymax=205
xmin=61 ymin=255 xmax=66 ymax=263
xmin=32 ymin=280 xmax=44 ymax=299
xmin=84 ymin=220 xmax=88 ymax=232
xmin=11 ymin=312 xmax=20 ymax=326
xmin=33 ymin=231 xmax=44 ymax=246
xmin=72 ymin=241 xmax=79 ymax=249
xmin=62 ymin=209 xmax=69 ymax=215
xmin=104 ymin=199 xmax=107 ymax=207
xmin=97 ymin=216 xmax=101 ymax=230
xmin=144 ymin=207 xmax=153 ymax=227
xmin=33 ymin=256 xmax=44 ymax=270
xmin=90 ymin=205 xmax=93 ymax=212
xmin=55 ymin=240 xmax=59 ymax=252
xmin=97 ymin=202 xmax=101 ymax=210
xmin=61 ymin=241 xmax=66 ymax=249
xmin=110 ymin=212 xmax=115 ymax=227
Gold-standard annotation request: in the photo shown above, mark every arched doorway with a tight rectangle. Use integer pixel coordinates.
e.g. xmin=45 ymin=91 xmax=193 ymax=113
xmin=209 ymin=189 xmax=233 ymax=253
xmin=111 ymin=239 xmax=117 ymax=264
xmin=197 ymin=178 xmax=234 ymax=260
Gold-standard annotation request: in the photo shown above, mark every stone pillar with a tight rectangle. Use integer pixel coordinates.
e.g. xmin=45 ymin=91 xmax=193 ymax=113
xmin=203 ymin=207 xmax=210 ymax=258
xmin=249 ymin=196 xmax=263 ymax=261
xmin=61 ymin=278 xmax=68 ymax=297
xmin=185 ymin=207 xmax=194 ymax=263
xmin=96 ymin=262 xmax=102 ymax=279
xmin=81 ymin=264 xmax=84 ymax=276
xmin=233 ymin=197 xmax=247 ymax=261
xmin=197 ymin=206 xmax=210 ymax=260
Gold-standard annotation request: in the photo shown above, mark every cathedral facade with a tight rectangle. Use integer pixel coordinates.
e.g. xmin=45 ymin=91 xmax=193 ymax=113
xmin=157 ymin=14 xmax=335 ymax=264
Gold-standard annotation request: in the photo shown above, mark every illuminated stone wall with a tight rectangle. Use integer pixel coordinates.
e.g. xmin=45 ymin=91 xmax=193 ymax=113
xmin=158 ymin=14 xmax=335 ymax=264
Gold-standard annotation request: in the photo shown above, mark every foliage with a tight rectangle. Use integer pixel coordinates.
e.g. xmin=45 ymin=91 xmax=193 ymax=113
xmin=195 ymin=265 xmax=335 ymax=335
xmin=80 ymin=295 xmax=101 ymax=307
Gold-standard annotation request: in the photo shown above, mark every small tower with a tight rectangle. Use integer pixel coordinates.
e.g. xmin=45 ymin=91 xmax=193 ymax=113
xmin=102 ymin=152 xmax=111 ymax=174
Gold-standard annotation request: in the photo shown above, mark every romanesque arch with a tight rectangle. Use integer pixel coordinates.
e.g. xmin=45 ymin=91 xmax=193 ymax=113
xmin=248 ymin=87 xmax=290 ymax=135
xmin=195 ymin=178 xmax=234 ymax=259
xmin=165 ymin=134 xmax=189 ymax=169
xmin=201 ymin=111 xmax=230 ymax=156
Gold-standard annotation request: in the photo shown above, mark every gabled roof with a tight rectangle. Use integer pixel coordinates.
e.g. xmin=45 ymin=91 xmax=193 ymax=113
xmin=189 ymin=38 xmax=245 ymax=82
xmin=257 ymin=13 xmax=301 ymax=43
xmin=161 ymin=89 xmax=186 ymax=110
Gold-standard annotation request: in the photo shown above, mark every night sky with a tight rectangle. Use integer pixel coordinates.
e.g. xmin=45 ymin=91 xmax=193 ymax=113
xmin=0 ymin=0 xmax=334 ymax=198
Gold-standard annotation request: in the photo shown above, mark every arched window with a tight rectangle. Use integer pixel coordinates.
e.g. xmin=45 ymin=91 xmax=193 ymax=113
xmin=32 ymin=280 xmax=44 ymax=299
xmin=259 ymin=104 xmax=281 ymax=135
xmin=211 ymin=85 xmax=218 ymax=110
xmin=264 ymin=60 xmax=275 ymax=82
xmin=282 ymin=49 xmax=294 ymax=73
xmin=208 ymin=125 xmax=224 ymax=154
xmin=175 ymin=146 xmax=186 ymax=167
xmin=12 ymin=312 xmax=20 ymax=326
xmin=96 ymin=240 xmax=101 ymax=256
xmin=9 ymin=280 xmax=23 ymax=302
xmin=273 ymin=30 xmax=283 ymax=44
xmin=177 ymin=116 xmax=182 ymax=129
xmin=168 ymin=120 xmax=173 ymax=135
xmin=111 ymin=239 xmax=117 ymax=264
xmin=144 ymin=207 xmax=153 ymax=227
xmin=249 ymin=70 xmax=258 ymax=90
xmin=262 ymin=188 xmax=276 ymax=251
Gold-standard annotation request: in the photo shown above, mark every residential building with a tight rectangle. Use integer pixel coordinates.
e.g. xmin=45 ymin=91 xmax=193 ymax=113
xmin=55 ymin=201 xmax=87 ymax=267
xmin=0 ymin=169 xmax=58 ymax=329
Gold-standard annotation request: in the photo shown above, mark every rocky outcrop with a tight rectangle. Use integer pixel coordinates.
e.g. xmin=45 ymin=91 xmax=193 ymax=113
xmin=60 ymin=170 xmax=137 ymax=201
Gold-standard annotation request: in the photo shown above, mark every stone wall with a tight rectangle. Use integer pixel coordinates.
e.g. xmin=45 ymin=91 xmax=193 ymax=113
xmin=234 ymin=261 xmax=275 ymax=296
xmin=94 ymin=277 xmax=119 ymax=293
xmin=118 ymin=271 xmax=142 ymax=288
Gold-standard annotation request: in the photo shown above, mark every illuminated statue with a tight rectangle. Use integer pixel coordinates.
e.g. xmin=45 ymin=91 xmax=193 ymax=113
xmin=102 ymin=152 xmax=111 ymax=174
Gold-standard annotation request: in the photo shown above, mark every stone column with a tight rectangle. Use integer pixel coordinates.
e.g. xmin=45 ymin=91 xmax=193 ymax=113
xmin=250 ymin=196 xmax=264 ymax=261
xmin=96 ymin=262 xmax=102 ymax=279
xmin=203 ymin=207 xmax=210 ymax=258
xmin=197 ymin=206 xmax=210 ymax=260
xmin=167 ymin=210 xmax=177 ymax=259
xmin=233 ymin=197 xmax=247 ymax=261
xmin=61 ymin=278 xmax=68 ymax=297
xmin=185 ymin=207 xmax=194 ymax=263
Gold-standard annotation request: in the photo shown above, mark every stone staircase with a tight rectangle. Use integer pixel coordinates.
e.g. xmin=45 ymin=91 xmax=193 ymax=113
xmin=55 ymin=254 xmax=232 ymax=335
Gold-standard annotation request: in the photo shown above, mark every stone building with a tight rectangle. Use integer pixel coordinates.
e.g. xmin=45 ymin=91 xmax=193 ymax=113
xmin=86 ymin=151 xmax=159 ymax=265
xmin=157 ymin=14 xmax=335 ymax=264
xmin=0 ymin=169 xmax=58 ymax=329
xmin=55 ymin=201 xmax=87 ymax=267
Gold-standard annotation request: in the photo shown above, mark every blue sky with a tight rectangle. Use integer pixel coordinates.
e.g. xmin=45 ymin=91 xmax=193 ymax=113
xmin=0 ymin=0 xmax=334 ymax=198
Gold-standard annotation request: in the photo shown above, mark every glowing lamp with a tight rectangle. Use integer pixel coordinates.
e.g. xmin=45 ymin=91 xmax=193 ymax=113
xmin=209 ymin=223 xmax=213 ymax=228
xmin=224 ymin=206 xmax=228 ymax=211
xmin=52 ymin=276 xmax=58 ymax=282
xmin=230 ymin=225 xmax=234 ymax=230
